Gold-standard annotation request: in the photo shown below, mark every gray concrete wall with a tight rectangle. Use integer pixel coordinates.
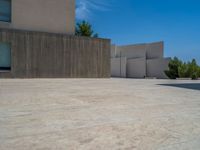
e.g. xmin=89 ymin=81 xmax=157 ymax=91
xmin=147 ymin=58 xmax=170 ymax=79
xmin=0 ymin=28 xmax=110 ymax=78
xmin=127 ymin=58 xmax=146 ymax=78
xmin=0 ymin=0 xmax=75 ymax=34
xmin=111 ymin=57 xmax=126 ymax=78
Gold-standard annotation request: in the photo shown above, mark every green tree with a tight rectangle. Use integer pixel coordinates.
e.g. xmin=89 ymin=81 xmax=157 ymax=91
xmin=187 ymin=59 xmax=200 ymax=80
xmin=75 ymin=21 xmax=98 ymax=38
xmin=165 ymin=57 xmax=200 ymax=80
xmin=178 ymin=62 xmax=188 ymax=78
xmin=198 ymin=66 xmax=200 ymax=77
xmin=165 ymin=57 xmax=182 ymax=79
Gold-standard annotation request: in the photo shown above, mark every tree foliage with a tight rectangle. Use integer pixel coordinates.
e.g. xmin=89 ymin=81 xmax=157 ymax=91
xmin=164 ymin=57 xmax=182 ymax=79
xmin=75 ymin=21 xmax=98 ymax=38
xmin=165 ymin=57 xmax=200 ymax=80
xmin=178 ymin=62 xmax=188 ymax=78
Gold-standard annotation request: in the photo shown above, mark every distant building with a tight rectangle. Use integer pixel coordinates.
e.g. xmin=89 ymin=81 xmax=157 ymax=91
xmin=111 ymin=41 xmax=170 ymax=79
xmin=0 ymin=0 xmax=110 ymax=78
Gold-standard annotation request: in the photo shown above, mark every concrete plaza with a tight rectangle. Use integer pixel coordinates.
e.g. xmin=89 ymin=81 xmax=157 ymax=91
xmin=0 ymin=79 xmax=200 ymax=150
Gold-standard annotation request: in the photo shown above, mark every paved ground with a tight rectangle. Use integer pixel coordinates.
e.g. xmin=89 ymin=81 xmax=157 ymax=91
xmin=0 ymin=79 xmax=200 ymax=150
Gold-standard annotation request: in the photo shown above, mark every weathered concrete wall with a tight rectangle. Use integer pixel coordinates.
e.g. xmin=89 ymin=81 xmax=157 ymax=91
xmin=0 ymin=28 xmax=111 ymax=78
xmin=0 ymin=0 xmax=75 ymax=34
xmin=147 ymin=58 xmax=170 ymax=79
xmin=127 ymin=58 xmax=146 ymax=78
xmin=111 ymin=57 xmax=126 ymax=78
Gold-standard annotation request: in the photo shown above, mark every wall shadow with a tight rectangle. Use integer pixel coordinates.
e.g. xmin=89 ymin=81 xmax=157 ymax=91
xmin=158 ymin=83 xmax=200 ymax=91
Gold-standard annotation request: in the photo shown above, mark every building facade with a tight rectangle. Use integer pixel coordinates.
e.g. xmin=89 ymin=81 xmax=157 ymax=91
xmin=111 ymin=42 xmax=170 ymax=79
xmin=0 ymin=0 xmax=111 ymax=78
xmin=0 ymin=0 xmax=75 ymax=34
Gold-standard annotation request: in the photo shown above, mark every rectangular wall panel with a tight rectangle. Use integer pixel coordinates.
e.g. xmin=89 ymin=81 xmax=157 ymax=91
xmin=147 ymin=58 xmax=170 ymax=79
xmin=127 ymin=57 xmax=146 ymax=78
xmin=146 ymin=42 xmax=164 ymax=59
xmin=116 ymin=44 xmax=146 ymax=59
xmin=111 ymin=57 xmax=126 ymax=78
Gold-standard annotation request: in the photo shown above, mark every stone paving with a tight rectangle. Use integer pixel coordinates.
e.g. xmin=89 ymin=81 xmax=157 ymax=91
xmin=0 ymin=79 xmax=200 ymax=150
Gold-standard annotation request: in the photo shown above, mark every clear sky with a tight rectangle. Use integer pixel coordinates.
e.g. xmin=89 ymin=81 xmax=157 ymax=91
xmin=76 ymin=0 xmax=200 ymax=64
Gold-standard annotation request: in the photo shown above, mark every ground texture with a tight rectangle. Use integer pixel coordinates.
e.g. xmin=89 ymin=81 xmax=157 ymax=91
xmin=0 ymin=79 xmax=200 ymax=150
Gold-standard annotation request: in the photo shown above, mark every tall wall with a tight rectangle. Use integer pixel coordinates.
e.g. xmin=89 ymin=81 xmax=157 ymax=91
xmin=0 ymin=0 xmax=75 ymax=34
xmin=0 ymin=28 xmax=111 ymax=78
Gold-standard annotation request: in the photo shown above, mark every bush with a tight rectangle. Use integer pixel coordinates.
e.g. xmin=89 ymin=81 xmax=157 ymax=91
xmin=191 ymin=73 xmax=198 ymax=80
xmin=198 ymin=67 xmax=200 ymax=77
xmin=164 ymin=57 xmax=182 ymax=79
xmin=187 ymin=59 xmax=200 ymax=80
xmin=165 ymin=58 xmax=200 ymax=80
xmin=178 ymin=63 xmax=189 ymax=78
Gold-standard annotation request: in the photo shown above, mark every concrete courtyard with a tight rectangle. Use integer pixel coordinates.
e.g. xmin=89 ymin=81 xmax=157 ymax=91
xmin=0 ymin=79 xmax=200 ymax=150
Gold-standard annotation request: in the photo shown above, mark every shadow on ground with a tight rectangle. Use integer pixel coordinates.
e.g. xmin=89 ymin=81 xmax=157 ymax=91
xmin=158 ymin=83 xmax=200 ymax=91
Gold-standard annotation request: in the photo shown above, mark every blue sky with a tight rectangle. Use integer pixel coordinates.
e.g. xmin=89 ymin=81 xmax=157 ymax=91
xmin=76 ymin=0 xmax=200 ymax=64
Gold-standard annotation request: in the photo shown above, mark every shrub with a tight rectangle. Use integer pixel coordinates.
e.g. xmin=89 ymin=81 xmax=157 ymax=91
xmin=164 ymin=57 xmax=182 ymax=79
xmin=187 ymin=59 xmax=199 ymax=80
xmin=165 ymin=58 xmax=200 ymax=79
xmin=178 ymin=63 xmax=189 ymax=78
xmin=191 ymin=73 xmax=198 ymax=80
xmin=198 ymin=67 xmax=200 ymax=77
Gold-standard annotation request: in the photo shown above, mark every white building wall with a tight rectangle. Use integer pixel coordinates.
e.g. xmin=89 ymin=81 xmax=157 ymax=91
xmin=111 ymin=41 xmax=170 ymax=79
xmin=116 ymin=44 xmax=146 ymax=59
xmin=0 ymin=0 xmax=75 ymax=34
xmin=146 ymin=42 xmax=164 ymax=59
xmin=147 ymin=58 xmax=170 ymax=79
xmin=127 ymin=58 xmax=146 ymax=78
xmin=111 ymin=57 xmax=127 ymax=78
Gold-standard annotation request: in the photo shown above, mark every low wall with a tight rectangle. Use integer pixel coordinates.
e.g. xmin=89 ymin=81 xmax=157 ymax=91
xmin=0 ymin=28 xmax=111 ymax=78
